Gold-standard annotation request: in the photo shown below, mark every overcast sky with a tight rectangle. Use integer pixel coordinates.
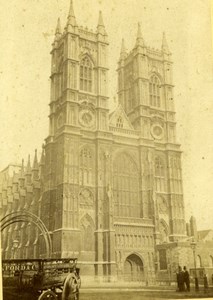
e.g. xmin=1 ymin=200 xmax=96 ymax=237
xmin=0 ymin=0 xmax=213 ymax=230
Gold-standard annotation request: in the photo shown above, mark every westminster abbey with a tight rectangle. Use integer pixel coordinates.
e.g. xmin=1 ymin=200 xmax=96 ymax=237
xmin=0 ymin=1 xmax=189 ymax=283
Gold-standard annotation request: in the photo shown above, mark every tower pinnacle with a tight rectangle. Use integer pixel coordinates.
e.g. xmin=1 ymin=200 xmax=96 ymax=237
xmin=33 ymin=149 xmax=39 ymax=170
xmin=55 ymin=18 xmax=62 ymax=35
xmin=40 ymin=144 xmax=45 ymax=166
xmin=135 ymin=22 xmax=145 ymax=47
xmin=97 ymin=11 xmax=107 ymax=35
xmin=67 ymin=0 xmax=77 ymax=27
xmin=20 ymin=159 xmax=24 ymax=177
xmin=55 ymin=18 xmax=62 ymax=41
xmin=120 ymin=38 xmax=127 ymax=60
xmin=26 ymin=155 xmax=31 ymax=173
xmin=98 ymin=11 xmax=104 ymax=27
xmin=162 ymin=32 xmax=170 ymax=53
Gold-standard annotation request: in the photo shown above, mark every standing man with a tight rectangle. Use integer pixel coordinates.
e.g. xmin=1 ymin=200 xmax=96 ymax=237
xmin=183 ymin=266 xmax=190 ymax=291
xmin=177 ymin=266 xmax=184 ymax=292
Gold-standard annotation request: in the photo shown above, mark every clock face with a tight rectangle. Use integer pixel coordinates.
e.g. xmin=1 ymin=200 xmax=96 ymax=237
xmin=151 ymin=124 xmax=164 ymax=140
xmin=79 ymin=109 xmax=95 ymax=128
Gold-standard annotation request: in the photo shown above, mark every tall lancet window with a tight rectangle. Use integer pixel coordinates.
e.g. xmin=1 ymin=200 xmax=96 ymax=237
xmin=113 ymin=153 xmax=140 ymax=218
xmin=155 ymin=157 xmax=166 ymax=192
xmin=149 ymin=75 xmax=161 ymax=108
xmin=80 ymin=57 xmax=92 ymax=92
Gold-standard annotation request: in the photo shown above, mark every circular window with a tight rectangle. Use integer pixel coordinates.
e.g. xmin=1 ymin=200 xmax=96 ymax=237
xmin=151 ymin=124 xmax=164 ymax=140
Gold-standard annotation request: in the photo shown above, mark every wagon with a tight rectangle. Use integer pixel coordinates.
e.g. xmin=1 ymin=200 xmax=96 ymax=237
xmin=2 ymin=258 xmax=81 ymax=300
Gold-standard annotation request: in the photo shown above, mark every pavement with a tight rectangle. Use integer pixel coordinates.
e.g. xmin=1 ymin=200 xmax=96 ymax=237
xmin=3 ymin=285 xmax=213 ymax=300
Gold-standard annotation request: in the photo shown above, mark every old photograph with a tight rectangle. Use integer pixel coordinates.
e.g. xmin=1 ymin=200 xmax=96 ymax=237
xmin=0 ymin=0 xmax=213 ymax=299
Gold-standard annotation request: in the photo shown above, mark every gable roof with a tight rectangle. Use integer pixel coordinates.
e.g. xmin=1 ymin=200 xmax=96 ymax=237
xmin=109 ymin=103 xmax=134 ymax=130
xmin=198 ymin=230 xmax=213 ymax=240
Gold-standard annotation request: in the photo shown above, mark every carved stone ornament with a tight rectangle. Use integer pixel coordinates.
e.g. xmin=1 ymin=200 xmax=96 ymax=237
xmin=79 ymin=188 xmax=94 ymax=208
xmin=158 ymin=197 xmax=168 ymax=214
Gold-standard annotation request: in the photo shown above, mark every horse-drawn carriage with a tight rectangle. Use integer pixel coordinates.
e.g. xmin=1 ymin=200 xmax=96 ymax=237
xmin=2 ymin=258 xmax=81 ymax=300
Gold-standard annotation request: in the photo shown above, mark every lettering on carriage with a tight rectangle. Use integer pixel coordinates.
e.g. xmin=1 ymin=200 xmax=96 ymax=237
xmin=3 ymin=263 xmax=37 ymax=272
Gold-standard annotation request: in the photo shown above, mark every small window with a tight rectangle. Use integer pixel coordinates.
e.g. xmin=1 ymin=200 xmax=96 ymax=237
xmin=116 ymin=116 xmax=123 ymax=128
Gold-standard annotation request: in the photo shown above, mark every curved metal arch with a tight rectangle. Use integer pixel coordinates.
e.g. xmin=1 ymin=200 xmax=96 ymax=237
xmin=1 ymin=210 xmax=52 ymax=258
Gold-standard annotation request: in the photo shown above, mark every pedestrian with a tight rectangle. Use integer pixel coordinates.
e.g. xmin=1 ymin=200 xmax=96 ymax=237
xmin=204 ymin=274 xmax=208 ymax=291
xmin=177 ymin=266 xmax=184 ymax=292
xmin=183 ymin=266 xmax=190 ymax=291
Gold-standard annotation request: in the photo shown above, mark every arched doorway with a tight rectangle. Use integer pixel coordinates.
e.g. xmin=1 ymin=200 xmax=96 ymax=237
xmin=124 ymin=254 xmax=144 ymax=282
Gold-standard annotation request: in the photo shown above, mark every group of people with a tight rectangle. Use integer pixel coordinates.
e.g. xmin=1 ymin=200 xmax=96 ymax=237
xmin=176 ymin=266 xmax=190 ymax=292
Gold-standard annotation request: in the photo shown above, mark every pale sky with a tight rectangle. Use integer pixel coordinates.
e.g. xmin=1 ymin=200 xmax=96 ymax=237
xmin=0 ymin=0 xmax=213 ymax=230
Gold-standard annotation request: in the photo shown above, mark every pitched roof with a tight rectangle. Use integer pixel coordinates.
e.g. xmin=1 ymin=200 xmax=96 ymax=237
xmin=198 ymin=230 xmax=213 ymax=240
xmin=109 ymin=103 xmax=134 ymax=130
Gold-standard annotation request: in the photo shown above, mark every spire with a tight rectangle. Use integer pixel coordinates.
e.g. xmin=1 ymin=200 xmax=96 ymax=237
xmin=55 ymin=18 xmax=62 ymax=40
xmin=67 ymin=0 xmax=77 ymax=27
xmin=20 ymin=159 xmax=24 ymax=177
xmin=135 ymin=22 xmax=145 ymax=47
xmin=120 ymin=38 xmax=127 ymax=60
xmin=97 ymin=11 xmax=106 ymax=35
xmin=25 ymin=155 xmax=32 ymax=184
xmin=32 ymin=149 xmax=39 ymax=181
xmin=98 ymin=11 xmax=104 ymax=27
xmin=40 ymin=144 xmax=45 ymax=166
xmin=26 ymin=155 xmax=31 ymax=174
xmin=33 ymin=149 xmax=39 ymax=170
xmin=162 ymin=32 xmax=170 ymax=53
xmin=19 ymin=159 xmax=25 ymax=187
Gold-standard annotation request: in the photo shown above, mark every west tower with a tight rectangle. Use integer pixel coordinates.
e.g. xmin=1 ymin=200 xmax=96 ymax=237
xmin=41 ymin=1 xmax=113 ymax=279
xmin=117 ymin=24 xmax=186 ymax=243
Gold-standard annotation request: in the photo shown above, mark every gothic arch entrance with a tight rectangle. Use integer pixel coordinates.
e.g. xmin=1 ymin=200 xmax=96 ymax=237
xmin=0 ymin=210 xmax=52 ymax=258
xmin=124 ymin=254 xmax=144 ymax=282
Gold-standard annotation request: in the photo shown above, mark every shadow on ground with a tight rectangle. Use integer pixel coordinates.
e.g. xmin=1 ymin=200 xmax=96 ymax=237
xmin=3 ymin=287 xmax=213 ymax=300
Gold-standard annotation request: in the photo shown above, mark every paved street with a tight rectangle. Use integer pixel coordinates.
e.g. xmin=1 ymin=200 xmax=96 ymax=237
xmin=3 ymin=287 xmax=213 ymax=300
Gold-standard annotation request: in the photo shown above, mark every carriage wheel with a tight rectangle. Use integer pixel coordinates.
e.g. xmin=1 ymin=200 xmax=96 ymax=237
xmin=38 ymin=290 xmax=57 ymax=300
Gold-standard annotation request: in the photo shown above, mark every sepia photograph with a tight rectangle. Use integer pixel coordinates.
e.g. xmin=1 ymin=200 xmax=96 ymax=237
xmin=0 ymin=0 xmax=213 ymax=299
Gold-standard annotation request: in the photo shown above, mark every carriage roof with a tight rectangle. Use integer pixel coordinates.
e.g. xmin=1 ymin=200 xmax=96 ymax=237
xmin=2 ymin=258 xmax=78 ymax=272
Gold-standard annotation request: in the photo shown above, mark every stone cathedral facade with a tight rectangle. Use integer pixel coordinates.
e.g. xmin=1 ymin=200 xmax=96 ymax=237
xmin=1 ymin=1 xmax=188 ymax=283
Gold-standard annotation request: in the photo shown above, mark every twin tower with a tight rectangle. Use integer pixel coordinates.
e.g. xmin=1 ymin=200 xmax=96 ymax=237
xmin=41 ymin=0 xmax=186 ymax=281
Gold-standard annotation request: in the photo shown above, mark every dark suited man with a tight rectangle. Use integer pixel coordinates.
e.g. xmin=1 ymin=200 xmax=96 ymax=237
xmin=183 ymin=266 xmax=190 ymax=291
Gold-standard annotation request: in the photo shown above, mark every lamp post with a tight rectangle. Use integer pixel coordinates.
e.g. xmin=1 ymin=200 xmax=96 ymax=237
xmin=191 ymin=241 xmax=199 ymax=291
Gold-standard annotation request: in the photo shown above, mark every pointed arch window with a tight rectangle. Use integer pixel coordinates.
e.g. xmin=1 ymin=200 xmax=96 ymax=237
xmin=113 ymin=153 xmax=140 ymax=218
xmin=149 ymin=75 xmax=161 ymax=107
xmin=80 ymin=57 xmax=93 ymax=92
xmin=155 ymin=157 xmax=166 ymax=192
xmin=116 ymin=116 xmax=123 ymax=128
